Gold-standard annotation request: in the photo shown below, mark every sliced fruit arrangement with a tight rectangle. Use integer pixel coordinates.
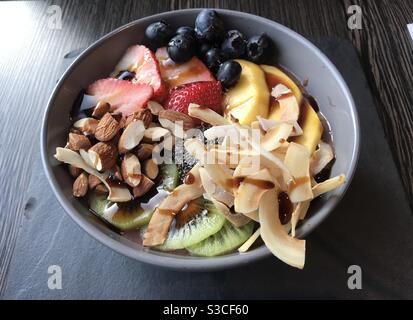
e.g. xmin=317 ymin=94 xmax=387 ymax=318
xmin=54 ymin=9 xmax=346 ymax=269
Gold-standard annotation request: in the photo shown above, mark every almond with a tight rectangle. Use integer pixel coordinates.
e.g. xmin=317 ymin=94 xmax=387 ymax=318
xmin=73 ymin=118 xmax=99 ymax=135
xmin=68 ymin=165 xmax=83 ymax=178
xmin=73 ymin=172 xmax=88 ymax=197
xmin=91 ymin=101 xmax=111 ymax=119
xmin=133 ymin=175 xmax=155 ymax=197
xmin=125 ymin=109 xmax=152 ymax=128
xmin=68 ymin=133 xmax=91 ymax=151
xmin=143 ymin=126 xmax=170 ymax=143
xmin=118 ymin=120 xmax=145 ymax=154
xmin=95 ymin=113 xmax=120 ymax=142
xmin=135 ymin=143 xmax=154 ymax=161
xmin=121 ymin=153 xmax=142 ymax=187
xmin=143 ymin=158 xmax=158 ymax=180
xmin=95 ymin=184 xmax=108 ymax=195
xmin=88 ymin=174 xmax=101 ymax=189
xmin=88 ymin=142 xmax=118 ymax=171
xmin=147 ymin=100 xmax=165 ymax=115
xmin=111 ymin=164 xmax=123 ymax=181
xmin=158 ymin=110 xmax=195 ymax=131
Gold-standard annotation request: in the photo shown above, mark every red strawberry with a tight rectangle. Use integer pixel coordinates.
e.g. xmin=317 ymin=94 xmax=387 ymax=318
xmin=164 ymin=81 xmax=223 ymax=122
xmin=87 ymin=78 xmax=153 ymax=118
xmin=156 ymin=47 xmax=215 ymax=88
xmin=112 ymin=45 xmax=166 ymax=100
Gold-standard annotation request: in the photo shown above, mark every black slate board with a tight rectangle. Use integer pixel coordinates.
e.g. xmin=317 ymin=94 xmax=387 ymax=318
xmin=2 ymin=38 xmax=412 ymax=299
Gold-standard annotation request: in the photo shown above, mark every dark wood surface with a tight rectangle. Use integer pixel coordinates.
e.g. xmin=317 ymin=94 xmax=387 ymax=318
xmin=1 ymin=0 xmax=412 ymax=298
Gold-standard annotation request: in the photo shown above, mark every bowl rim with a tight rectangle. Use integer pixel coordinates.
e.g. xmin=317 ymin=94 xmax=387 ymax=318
xmin=41 ymin=8 xmax=360 ymax=271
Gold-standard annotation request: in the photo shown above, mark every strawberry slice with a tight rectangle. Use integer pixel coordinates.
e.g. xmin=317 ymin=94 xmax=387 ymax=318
xmin=112 ymin=45 xmax=166 ymax=100
xmin=164 ymin=81 xmax=223 ymax=123
xmin=156 ymin=47 xmax=215 ymax=88
xmin=87 ymin=78 xmax=153 ymax=118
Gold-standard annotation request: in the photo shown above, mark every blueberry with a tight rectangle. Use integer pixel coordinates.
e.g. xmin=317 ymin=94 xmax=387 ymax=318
xmin=197 ymin=42 xmax=213 ymax=58
xmin=216 ymin=60 xmax=242 ymax=89
xmin=204 ymin=48 xmax=225 ymax=72
xmin=221 ymin=30 xmax=246 ymax=59
xmin=195 ymin=9 xmax=225 ymax=44
xmin=246 ymin=33 xmax=272 ymax=63
xmin=167 ymin=34 xmax=195 ymax=63
xmin=176 ymin=26 xmax=196 ymax=40
xmin=145 ymin=21 xmax=174 ymax=47
xmin=116 ymin=70 xmax=135 ymax=81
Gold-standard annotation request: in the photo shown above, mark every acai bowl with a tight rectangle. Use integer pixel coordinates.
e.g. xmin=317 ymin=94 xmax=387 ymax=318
xmin=41 ymin=9 xmax=359 ymax=271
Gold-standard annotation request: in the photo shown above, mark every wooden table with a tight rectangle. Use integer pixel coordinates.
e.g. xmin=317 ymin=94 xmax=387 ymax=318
xmin=1 ymin=0 xmax=412 ymax=299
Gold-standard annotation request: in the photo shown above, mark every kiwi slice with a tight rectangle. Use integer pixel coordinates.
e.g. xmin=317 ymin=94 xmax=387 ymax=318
xmin=160 ymin=163 xmax=179 ymax=191
xmin=89 ymin=192 xmax=153 ymax=231
xmin=187 ymin=221 xmax=255 ymax=257
xmin=157 ymin=198 xmax=226 ymax=251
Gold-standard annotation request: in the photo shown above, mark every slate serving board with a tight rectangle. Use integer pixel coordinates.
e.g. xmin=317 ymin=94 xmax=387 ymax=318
xmin=2 ymin=38 xmax=412 ymax=299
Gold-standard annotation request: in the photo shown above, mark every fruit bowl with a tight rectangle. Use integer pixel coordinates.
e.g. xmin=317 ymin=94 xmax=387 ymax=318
xmin=41 ymin=9 xmax=359 ymax=271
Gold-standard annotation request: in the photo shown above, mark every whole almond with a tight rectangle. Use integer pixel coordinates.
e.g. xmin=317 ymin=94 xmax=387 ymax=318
xmin=158 ymin=110 xmax=195 ymax=131
xmin=135 ymin=143 xmax=154 ymax=160
xmin=73 ymin=172 xmax=88 ymax=197
xmin=125 ymin=109 xmax=152 ymax=128
xmin=95 ymin=184 xmax=108 ymax=195
xmin=92 ymin=101 xmax=111 ymax=119
xmin=88 ymin=174 xmax=101 ymax=189
xmin=68 ymin=133 xmax=91 ymax=151
xmin=88 ymin=142 xmax=118 ymax=171
xmin=133 ymin=175 xmax=155 ymax=197
xmin=68 ymin=165 xmax=83 ymax=178
xmin=95 ymin=113 xmax=120 ymax=141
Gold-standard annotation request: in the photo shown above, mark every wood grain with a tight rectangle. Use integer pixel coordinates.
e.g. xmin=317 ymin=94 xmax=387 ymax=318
xmin=0 ymin=0 xmax=412 ymax=294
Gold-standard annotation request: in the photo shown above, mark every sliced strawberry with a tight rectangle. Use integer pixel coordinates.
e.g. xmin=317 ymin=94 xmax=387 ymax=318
xmin=164 ymin=81 xmax=223 ymax=123
xmin=87 ymin=78 xmax=153 ymax=118
xmin=156 ymin=47 xmax=215 ymax=88
xmin=112 ymin=45 xmax=166 ymax=100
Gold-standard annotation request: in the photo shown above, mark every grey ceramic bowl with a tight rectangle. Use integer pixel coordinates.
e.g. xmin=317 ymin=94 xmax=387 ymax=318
xmin=41 ymin=9 xmax=360 ymax=271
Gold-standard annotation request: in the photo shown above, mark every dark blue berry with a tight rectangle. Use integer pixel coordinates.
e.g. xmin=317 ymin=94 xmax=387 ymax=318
xmin=145 ymin=21 xmax=174 ymax=47
xmin=167 ymin=34 xmax=195 ymax=63
xmin=194 ymin=9 xmax=225 ymax=44
xmin=116 ymin=70 xmax=135 ymax=81
xmin=176 ymin=26 xmax=196 ymax=40
xmin=246 ymin=33 xmax=272 ymax=64
xmin=197 ymin=42 xmax=213 ymax=58
xmin=221 ymin=30 xmax=246 ymax=59
xmin=216 ymin=60 xmax=242 ymax=88
xmin=204 ymin=48 xmax=225 ymax=72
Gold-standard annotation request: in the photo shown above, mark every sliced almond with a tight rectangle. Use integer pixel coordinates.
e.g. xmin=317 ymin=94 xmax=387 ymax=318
xmin=88 ymin=142 xmax=118 ymax=171
xmin=125 ymin=109 xmax=152 ymax=128
xmin=121 ymin=153 xmax=142 ymax=187
xmin=92 ymin=101 xmax=111 ymax=119
xmin=73 ymin=118 xmax=99 ymax=135
xmin=147 ymin=100 xmax=164 ymax=115
xmin=143 ymin=158 xmax=158 ymax=180
xmin=143 ymin=127 xmax=170 ymax=142
xmin=158 ymin=110 xmax=195 ymax=131
xmin=118 ymin=120 xmax=145 ymax=154
xmin=95 ymin=113 xmax=120 ymax=142
xmin=133 ymin=175 xmax=155 ymax=197
xmin=88 ymin=174 xmax=101 ymax=189
xmin=68 ymin=165 xmax=83 ymax=178
xmin=73 ymin=172 xmax=88 ymax=197
xmin=135 ymin=143 xmax=154 ymax=161
xmin=68 ymin=133 xmax=91 ymax=151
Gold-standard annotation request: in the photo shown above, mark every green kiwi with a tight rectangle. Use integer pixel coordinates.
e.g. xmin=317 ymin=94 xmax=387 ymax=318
xmin=187 ymin=221 xmax=255 ymax=257
xmin=160 ymin=163 xmax=179 ymax=191
xmin=157 ymin=198 xmax=226 ymax=251
xmin=89 ymin=192 xmax=153 ymax=231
